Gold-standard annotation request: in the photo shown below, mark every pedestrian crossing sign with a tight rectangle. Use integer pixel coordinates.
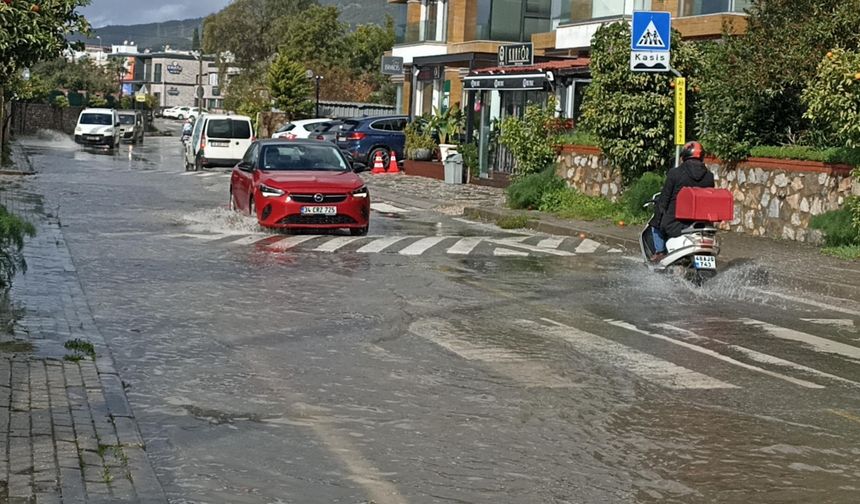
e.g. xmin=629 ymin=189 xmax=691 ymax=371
xmin=631 ymin=11 xmax=671 ymax=52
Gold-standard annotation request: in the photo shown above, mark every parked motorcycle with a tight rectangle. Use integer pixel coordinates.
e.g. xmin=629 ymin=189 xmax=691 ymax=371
xmin=640 ymin=188 xmax=733 ymax=285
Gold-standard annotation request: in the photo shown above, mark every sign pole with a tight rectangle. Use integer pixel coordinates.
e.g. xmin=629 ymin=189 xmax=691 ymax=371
xmin=671 ymin=69 xmax=685 ymax=168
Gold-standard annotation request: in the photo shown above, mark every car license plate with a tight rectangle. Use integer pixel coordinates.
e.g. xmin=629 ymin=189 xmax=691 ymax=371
xmin=86 ymin=135 xmax=99 ymax=141
xmin=301 ymin=206 xmax=337 ymax=216
xmin=210 ymin=140 xmax=229 ymax=147
xmin=694 ymin=255 xmax=716 ymax=270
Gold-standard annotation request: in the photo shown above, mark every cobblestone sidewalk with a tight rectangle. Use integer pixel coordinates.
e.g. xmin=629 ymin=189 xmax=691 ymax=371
xmin=364 ymin=173 xmax=505 ymax=214
xmin=1 ymin=146 xmax=166 ymax=503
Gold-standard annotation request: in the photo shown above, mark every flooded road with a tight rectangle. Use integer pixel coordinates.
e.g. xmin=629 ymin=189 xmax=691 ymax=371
xmin=9 ymin=131 xmax=860 ymax=503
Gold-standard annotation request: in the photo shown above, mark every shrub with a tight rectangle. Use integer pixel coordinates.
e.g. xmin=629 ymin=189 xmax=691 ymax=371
xmin=539 ymin=187 xmax=629 ymax=222
xmin=621 ymin=172 xmax=666 ymax=218
xmin=557 ymin=130 xmax=598 ymax=147
xmin=499 ymin=97 xmax=561 ymax=176
xmin=459 ymin=142 xmax=479 ymax=177
xmin=506 ymin=169 xmax=565 ymax=210
xmin=810 ymin=202 xmax=860 ymax=247
xmin=749 ymin=145 xmax=860 ymax=165
xmin=0 ymin=205 xmax=36 ymax=287
xmin=802 ymin=48 xmax=860 ymax=149
xmin=52 ymin=95 xmax=69 ymax=108
xmin=581 ymin=22 xmax=702 ymax=181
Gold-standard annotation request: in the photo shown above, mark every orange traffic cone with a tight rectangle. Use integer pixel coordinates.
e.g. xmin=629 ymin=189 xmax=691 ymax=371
xmin=371 ymin=150 xmax=386 ymax=174
xmin=386 ymin=150 xmax=401 ymax=174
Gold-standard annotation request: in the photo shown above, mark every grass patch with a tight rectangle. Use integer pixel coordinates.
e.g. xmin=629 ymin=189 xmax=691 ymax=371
xmin=822 ymin=245 xmax=860 ymax=260
xmin=64 ymin=338 xmax=96 ymax=361
xmin=540 ymin=187 xmax=646 ymax=225
xmin=749 ymin=145 xmax=860 ymax=166
xmin=557 ymin=130 xmax=599 ymax=147
xmin=496 ymin=215 xmax=530 ymax=229
xmin=810 ymin=206 xmax=860 ymax=247
xmin=506 ymin=169 xmax=565 ymax=210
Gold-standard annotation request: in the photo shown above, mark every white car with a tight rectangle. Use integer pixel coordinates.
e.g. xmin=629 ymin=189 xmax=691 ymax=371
xmin=74 ymin=108 xmax=120 ymax=150
xmin=271 ymin=119 xmax=332 ymax=140
xmin=184 ymin=114 xmax=255 ymax=171
xmin=164 ymin=106 xmax=193 ymax=120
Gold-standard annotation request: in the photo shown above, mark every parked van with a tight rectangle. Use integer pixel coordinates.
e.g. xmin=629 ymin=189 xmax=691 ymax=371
xmin=184 ymin=114 xmax=254 ymax=170
xmin=74 ymin=108 xmax=120 ymax=149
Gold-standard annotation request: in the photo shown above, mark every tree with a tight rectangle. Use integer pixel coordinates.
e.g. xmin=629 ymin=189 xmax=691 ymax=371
xmin=30 ymin=57 xmax=115 ymax=97
xmin=267 ymin=52 xmax=313 ymax=120
xmin=202 ymin=0 xmax=318 ymax=69
xmin=697 ymin=0 xmax=860 ymax=162
xmin=224 ymin=65 xmax=271 ymax=122
xmin=191 ymin=27 xmax=200 ymax=51
xmin=276 ymin=5 xmax=347 ymax=67
xmin=802 ymin=49 xmax=860 ymax=149
xmin=580 ymin=22 xmax=702 ymax=182
xmin=345 ymin=17 xmax=396 ymax=75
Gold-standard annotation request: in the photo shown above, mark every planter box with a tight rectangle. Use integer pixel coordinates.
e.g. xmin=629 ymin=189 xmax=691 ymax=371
xmin=404 ymin=160 xmax=444 ymax=180
xmin=741 ymin=157 xmax=853 ymax=176
xmin=560 ymin=144 xmax=601 ymax=156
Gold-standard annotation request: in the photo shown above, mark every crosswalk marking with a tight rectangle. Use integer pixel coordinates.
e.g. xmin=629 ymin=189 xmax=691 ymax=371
xmin=314 ymin=236 xmax=363 ymax=252
xmin=537 ymin=237 xmax=565 ymax=249
xmin=163 ymin=233 xmax=227 ymax=241
xmin=745 ymin=288 xmax=860 ymax=317
xmin=607 ymin=320 xmax=825 ymax=388
xmin=802 ymin=318 xmax=856 ymax=328
xmin=197 ymin=172 xmax=219 ymax=178
xmin=529 ymin=319 xmax=736 ymax=390
xmin=494 ymin=248 xmax=529 ymax=257
xmin=356 ymin=236 xmax=411 ymax=254
xmin=489 ymin=238 xmax=575 ymax=257
xmin=371 ymin=203 xmax=410 ymax=213
xmin=741 ymin=319 xmax=860 ymax=361
xmin=398 ymin=237 xmax=448 ymax=256
xmin=180 ymin=172 xmax=197 ymax=176
xmin=447 ymin=237 xmax=484 ymax=255
xmin=575 ymin=238 xmax=601 ymax=254
xmin=268 ymin=235 xmax=319 ymax=251
xmin=227 ymin=235 xmax=270 ymax=246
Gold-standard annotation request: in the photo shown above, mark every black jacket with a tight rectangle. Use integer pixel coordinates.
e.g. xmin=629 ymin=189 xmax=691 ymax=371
xmin=653 ymin=159 xmax=715 ymax=238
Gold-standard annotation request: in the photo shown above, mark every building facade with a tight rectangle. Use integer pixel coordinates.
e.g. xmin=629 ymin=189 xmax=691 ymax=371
xmin=388 ymin=0 xmax=749 ymax=176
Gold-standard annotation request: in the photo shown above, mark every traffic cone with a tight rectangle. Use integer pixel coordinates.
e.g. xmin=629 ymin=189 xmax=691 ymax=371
xmin=386 ymin=150 xmax=401 ymax=174
xmin=371 ymin=150 xmax=386 ymax=174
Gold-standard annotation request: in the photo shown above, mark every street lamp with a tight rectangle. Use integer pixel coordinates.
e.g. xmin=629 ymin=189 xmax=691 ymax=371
xmin=306 ymin=70 xmax=324 ymax=118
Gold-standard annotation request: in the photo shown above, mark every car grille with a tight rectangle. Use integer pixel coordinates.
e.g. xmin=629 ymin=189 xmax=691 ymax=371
xmin=279 ymin=214 xmax=357 ymax=225
xmin=291 ymin=194 xmax=347 ymax=204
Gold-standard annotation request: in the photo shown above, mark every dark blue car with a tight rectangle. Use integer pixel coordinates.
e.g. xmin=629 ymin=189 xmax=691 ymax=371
xmin=336 ymin=115 xmax=407 ymax=168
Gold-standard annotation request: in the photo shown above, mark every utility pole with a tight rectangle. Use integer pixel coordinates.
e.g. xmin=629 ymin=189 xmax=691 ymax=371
xmin=315 ymin=75 xmax=323 ymax=118
xmin=197 ymin=51 xmax=204 ymax=109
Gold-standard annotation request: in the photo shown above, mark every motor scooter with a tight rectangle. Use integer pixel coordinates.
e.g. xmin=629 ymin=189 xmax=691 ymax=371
xmin=640 ymin=192 xmax=721 ymax=285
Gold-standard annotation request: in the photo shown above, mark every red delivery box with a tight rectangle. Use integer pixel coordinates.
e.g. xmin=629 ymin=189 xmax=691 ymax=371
xmin=675 ymin=187 xmax=734 ymax=222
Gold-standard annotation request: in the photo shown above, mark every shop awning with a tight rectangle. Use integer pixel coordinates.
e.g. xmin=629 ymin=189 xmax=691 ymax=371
xmin=462 ymin=73 xmax=549 ymax=91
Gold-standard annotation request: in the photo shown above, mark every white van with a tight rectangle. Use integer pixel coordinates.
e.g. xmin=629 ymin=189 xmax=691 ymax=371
xmin=74 ymin=108 xmax=120 ymax=149
xmin=184 ymin=114 xmax=254 ymax=170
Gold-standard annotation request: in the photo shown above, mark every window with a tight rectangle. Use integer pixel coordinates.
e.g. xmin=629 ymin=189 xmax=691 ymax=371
xmin=206 ymin=119 xmax=252 ymax=139
xmin=371 ymin=120 xmax=393 ymax=131
xmin=477 ymin=0 xmax=552 ymax=42
xmin=242 ymin=143 xmax=258 ymax=165
xmin=154 ymin=64 xmax=162 ymax=83
xmin=562 ymin=0 xmax=652 ymax=24
xmin=682 ymin=0 xmax=750 ymax=16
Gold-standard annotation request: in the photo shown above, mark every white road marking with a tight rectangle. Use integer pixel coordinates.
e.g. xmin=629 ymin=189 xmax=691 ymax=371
xmin=197 ymin=172 xmax=219 ymax=178
xmin=398 ymin=237 xmax=448 ymax=256
xmin=802 ymin=318 xmax=856 ymax=328
xmin=410 ymin=319 xmax=579 ymax=388
xmin=180 ymin=172 xmax=197 ymax=176
xmin=606 ymin=319 xmax=825 ymax=389
xmin=371 ymin=203 xmax=410 ymax=213
xmin=164 ymin=233 xmax=231 ymax=241
xmin=741 ymin=319 xmax=860 ymax=361
xmin=488 ymin=238 xmax=575 ymax=257
xmin=268 ymin=234 xmax=320 ymax=251
xmin=537 ymin=237 xmax=565 ymax=249
xmin=227 ymin=235 xmax=271 ymax=246
xmin=447 ymin=237 xmax=484 ymax=255
xmin=653 ymin=323 xmax=854 ymax=387
xmin=608 ymin=248 xmax=623 ymax=253
xmin=356 ymin=236 xmax=411 ymax=254
xmin=575 ymin=238 xmax=601 ymax=254
xmin=494 ymin=248 xmax=529 ymax=257
xmin=313 ymin=236 xmax=363 ymax=253
xmin=218 ymin=173 xmax=232 ymax=178
xmin=532 ymin=318 xmax=736 ymax=390
xmin=745 ymin=288 xmax=860 ymax=317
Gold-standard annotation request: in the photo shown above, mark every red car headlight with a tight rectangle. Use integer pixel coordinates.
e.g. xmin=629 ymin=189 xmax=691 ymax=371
xmin=259 ymin=184 xmax=285 ymax=198
xmin=352 ymin=186 xmax=369 ymax=199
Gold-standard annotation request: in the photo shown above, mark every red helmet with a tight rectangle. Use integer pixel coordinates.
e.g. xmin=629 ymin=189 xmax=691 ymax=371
xmin=681 ymin=141 xmax=704 ymax=161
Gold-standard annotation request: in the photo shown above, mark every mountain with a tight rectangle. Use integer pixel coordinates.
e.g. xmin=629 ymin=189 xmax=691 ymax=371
xmin=73 ymin=18 xmax=203 ymax=51
xmin=72 ymin=1 xmax=398 ymax=52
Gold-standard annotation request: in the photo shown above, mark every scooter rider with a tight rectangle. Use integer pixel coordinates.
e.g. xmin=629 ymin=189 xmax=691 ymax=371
xmin=650 ymin=141 xmax=715 ymax=261
xmin=181 ymin=118 xmax=194 ymax=136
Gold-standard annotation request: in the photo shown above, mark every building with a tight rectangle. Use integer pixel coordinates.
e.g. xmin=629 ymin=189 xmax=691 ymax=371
xmin=110 ymin=52 xmax=240 ymax=110
xmin=388 ymin=0 xmax=749 ymax=176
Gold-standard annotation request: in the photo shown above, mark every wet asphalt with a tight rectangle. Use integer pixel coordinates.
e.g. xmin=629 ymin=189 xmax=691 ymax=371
xmin=10 ymin=124 xmax=860 ymax=504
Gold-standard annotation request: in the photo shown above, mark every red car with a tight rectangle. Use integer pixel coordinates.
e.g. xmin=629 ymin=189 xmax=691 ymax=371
xmin=230 ymin=139 xmax=370 ymax=235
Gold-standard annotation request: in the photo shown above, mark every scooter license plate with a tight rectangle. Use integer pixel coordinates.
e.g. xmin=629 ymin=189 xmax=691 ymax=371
xmin=694 ymin=255 xmax=716 ymax=270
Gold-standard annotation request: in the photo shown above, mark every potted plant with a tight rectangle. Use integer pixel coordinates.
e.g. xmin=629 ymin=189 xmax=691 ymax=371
xmin=405 ymin=120 xmax=436 ymax=161
xmin=433 ymin=106 xmax=463 ymax=161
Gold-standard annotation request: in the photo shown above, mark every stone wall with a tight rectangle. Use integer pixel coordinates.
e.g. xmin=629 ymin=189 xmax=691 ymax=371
xmin=556 ymin=146 xmax=860 ymax=244
xmin=12 ymin=103 xmax=83 ymax=136
xmin=556 ymin=146 xmax=624 ymax=202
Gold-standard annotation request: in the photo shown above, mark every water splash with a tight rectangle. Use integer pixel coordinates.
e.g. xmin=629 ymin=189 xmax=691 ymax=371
xmin=174 ymin=207 xmax=264 ymax=235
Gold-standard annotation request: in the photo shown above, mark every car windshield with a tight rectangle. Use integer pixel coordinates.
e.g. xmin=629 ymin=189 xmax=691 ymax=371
xmin=118 ymin=115 xmax=135 ymax=125
xmin=79 ymin=113 xmax=113 ymax=125
xmin=207 ymin=119 xmax=252 ymax=139
xmin=260 ymin=144 xmax=349 ymax=172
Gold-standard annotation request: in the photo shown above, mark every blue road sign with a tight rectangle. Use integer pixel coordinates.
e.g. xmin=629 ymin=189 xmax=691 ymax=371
xmin=631 ymin=11 xmax=671 ymax=52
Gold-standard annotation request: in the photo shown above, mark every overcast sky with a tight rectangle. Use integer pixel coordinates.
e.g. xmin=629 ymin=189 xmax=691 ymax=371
xmin=80 ymin=0 xmax=231 ymax=27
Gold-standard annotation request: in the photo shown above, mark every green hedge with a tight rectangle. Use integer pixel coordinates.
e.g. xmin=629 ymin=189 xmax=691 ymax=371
xmin=557 ymin=130 xmax=599 ymax=147
xmin=748 ymin=145 xmax=860 ymax=166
